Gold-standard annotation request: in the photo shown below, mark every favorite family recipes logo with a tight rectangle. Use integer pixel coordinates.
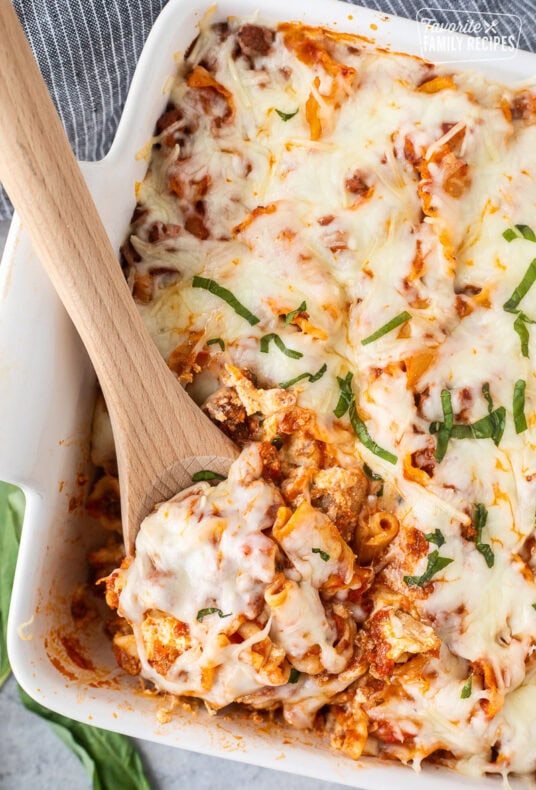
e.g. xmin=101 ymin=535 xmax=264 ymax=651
xmin=417 ymin=8 xmax=522 ymax=63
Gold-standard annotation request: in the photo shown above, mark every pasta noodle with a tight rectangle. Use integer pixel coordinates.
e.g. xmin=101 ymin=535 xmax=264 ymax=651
xmin=356 ymin=511 xmax=400 ymax=564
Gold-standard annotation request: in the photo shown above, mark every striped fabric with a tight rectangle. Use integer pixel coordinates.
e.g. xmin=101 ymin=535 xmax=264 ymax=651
xmin=1 ymin=0 xmax=535 ymax=218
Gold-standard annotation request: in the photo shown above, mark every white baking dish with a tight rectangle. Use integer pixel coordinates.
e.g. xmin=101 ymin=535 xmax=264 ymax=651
xmin=2 ymin=1 xmax=535 ymax=787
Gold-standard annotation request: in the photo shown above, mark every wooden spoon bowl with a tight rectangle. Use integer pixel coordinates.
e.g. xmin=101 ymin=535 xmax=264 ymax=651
xmin=0 ymin=2 xmax=238 ymax=554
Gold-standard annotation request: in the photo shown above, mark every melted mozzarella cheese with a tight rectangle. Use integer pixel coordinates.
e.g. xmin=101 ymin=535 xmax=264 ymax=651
xmin=115 ymin=14 xmax=536 ymax=777
xmin=118 ymin=446 xmax=281 ymax=705
xmin=118 ymin=445 xmax=352 ymax=707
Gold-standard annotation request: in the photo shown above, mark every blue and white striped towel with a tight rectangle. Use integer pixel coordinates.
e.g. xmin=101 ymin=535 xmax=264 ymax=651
xmin=2 ymin=0 xmax=535 ymax=219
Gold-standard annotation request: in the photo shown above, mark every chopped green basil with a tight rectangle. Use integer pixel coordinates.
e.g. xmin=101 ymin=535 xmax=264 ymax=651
xmin=260 ymin=333 xmax=303 ymax=359
xmin=403 ymin=550 xmax=453 ymax=587
xmin=513 ymin=379 xmax=528 ymax=434
xmin=278 ymin=372 xmax=310 ymax=389
xmin=289 ymin=668 xmax=301 ymax=683
xmin=363 ymin=463 xmax=383 ymax=482
xmin=333 ymin=373 xmax=397 ymax=463
xmin=461 ymin=676 xmax=472 ymax=699
xmin=349 ymin=401 xmax=397 ymax=464
xmin=482 ymin=383 xmax=493 ymax=414
xmin=503 ymin=225 xmax=536 ymax=242
xmin=502 ymin=230 xmax=536 ymax=356
xmin=284 ymin=300 xmax=307 ymax=324
xmin=503 ymin=228 xmax=518 ymax=242
xmin=434 ymin=389 xmax=454 ymax=462
xmin=532 ymin=603 xmax=536 ymax=610
xmin=425 ymin=529 xmax=445 ymax=547
xmin=312 ymin=547 xmax=330 ymax=562
xmin=279 ymin=362 xmax=327 ymax=390
xmin=515 ymin=224 xmax=536 ymax=241
xmin=503 ymin=259 xmax=536 ymax=314
xmin=517 ymin=224 xmax=536 ymax=242
xmin=361 ymin=310 xmax=412 ymax=346
xmin=449 ymin=407 xmax=506 ymax=446
xmin=308 ymin=363 xmax=327 ymax=382
xmin=275 ymin=108 xmax=299 ymax=122
xmin=513 ymin=313 xmax=533 ymax=358
xmin=196 ymin=607 xmax=232 ymax=622
xmin=363 ymin=463 xmax=384 ymax=496
xmin=473 ymin=503 xmax=494 ymax=568
xmin=271 ymin=434 xmax=284 ymax=450
xmin=207 ymin=337 xmax=225 ymax=351
xmin=333 ymin=371 xmax=354 ymax=418
xmin=192 ymin=276 xmax=260 ymax=325
xmin=432 ymin=388 xmax=505 ymax=460
xmin=192 ymin=470 xmax=226 ymax=483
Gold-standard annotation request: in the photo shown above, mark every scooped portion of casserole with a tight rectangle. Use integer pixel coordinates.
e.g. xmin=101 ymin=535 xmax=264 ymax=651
xmin=88 ymin=13 xmax=536 ymax=780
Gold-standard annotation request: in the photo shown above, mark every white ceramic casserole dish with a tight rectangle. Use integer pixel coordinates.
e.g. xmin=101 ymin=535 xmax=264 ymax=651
xmin=2 ymin=1 xmax=536 ymax=786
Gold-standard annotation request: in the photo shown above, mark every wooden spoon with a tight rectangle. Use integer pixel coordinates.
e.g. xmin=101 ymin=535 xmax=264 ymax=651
xmin=0 ymin=2 xmax=238 ymax=554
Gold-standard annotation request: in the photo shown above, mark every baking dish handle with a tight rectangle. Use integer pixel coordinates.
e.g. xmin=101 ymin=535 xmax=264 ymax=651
xmin=0 ymin=217 xmax=96 ymax=492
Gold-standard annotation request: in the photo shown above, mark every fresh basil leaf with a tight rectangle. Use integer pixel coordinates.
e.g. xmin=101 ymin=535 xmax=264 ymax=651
xmin=260 ymin=333 xmax=303 ymax=359
xmin=503 ymin=228 xmax=518 ymax=242
xmin=191 ymin=470 xmax=226 ymax=482
xmin=275 ymin=108 xmax=299 ymax=122
xmin=513 ymin=379 xmax=528 ymax=434
xmin=192 ymin=276 xmax=260 ymax=325
xmin=425 ymin=529 xmax=445 ymax=547
xmin=207 ymin=337 xmax=225 ymax=351
xmin=0 ymin=483 xmax=25 ymax=688
xmin=532 ymin=603 xmax=536 ymax=610
xmin=503 ymin=259 xmax=536 ymax=314
xmin=461 ymin=676 xmax=472 ymax=699
xmin=516 ymin=224 xmax=536 ymax=242
xmin=6 ymin=488 xmax=149 ymax=790
xmin=434 ymin=389 xmax=454 ymax=462
xmin=312 ymin=548 xmax=330 ymax=562
xmin=361 ymin=310 xmax=412 ymax=346
xmin=333 ymin=372 xmax=354 ymax=418
xmin=349 ymin=401 xmax=397 ymax=464
xmin=196 ymin=607 xmax=232 ymax=622
xmin=284 ymin=300 xmax=307 ymax=324
xmin=279 ymin=362 xmax=327 ymax=390
xmin=363 ymin=463 xmax=383 ymax=482
xmin=403 ymin=550 xmax=453 ymax=587
xmin=19 ymin=687 xmax=150 ymax=790
xmin=473 ymin=503 xmax=494 ymax=568
xmin=288 ymin=668 xmax=301 ymax=683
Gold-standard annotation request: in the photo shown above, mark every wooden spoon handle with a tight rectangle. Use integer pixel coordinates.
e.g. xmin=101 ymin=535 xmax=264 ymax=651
xmin=0 ymin=3 xmax=130 ymax=368
xmin=0 ymin=3 xmax=237 ymax=549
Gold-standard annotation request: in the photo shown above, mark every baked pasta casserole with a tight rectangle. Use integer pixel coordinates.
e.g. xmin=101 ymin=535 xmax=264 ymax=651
xmin=87 ymin=12 xmax=536 ymax=782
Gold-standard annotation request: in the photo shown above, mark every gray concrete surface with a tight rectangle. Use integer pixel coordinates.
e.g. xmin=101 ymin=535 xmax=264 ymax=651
xmin=0 ymin=218 xmax=345 ymax=790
